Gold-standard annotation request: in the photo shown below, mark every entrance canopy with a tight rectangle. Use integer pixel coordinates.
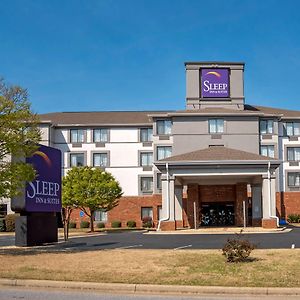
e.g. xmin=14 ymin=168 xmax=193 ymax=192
xmin=154 ymin=146 xmax=282 ymax=230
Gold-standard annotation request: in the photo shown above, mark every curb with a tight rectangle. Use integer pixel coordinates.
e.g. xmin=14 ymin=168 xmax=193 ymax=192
xmin=1 ymin=278 xmax=300 ymax=296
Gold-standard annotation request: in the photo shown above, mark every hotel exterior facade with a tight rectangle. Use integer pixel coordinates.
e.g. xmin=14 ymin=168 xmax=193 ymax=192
xmin=3 ymin=61 xmax=300 ymax=230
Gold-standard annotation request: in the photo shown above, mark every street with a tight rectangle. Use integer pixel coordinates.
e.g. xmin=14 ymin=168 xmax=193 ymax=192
xmin=0 ymin=227 xmax=300 ymax=251
xmin=1 ymin=287 xmax=300 ymax=300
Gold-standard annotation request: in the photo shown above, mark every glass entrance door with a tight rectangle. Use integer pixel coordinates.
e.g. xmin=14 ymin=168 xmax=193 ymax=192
xmin=200 ymin=202 xmax=235 ymax=226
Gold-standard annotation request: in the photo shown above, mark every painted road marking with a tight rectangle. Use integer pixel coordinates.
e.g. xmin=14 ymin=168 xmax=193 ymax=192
xmin=174 ymin=244 xmax=192 ymax=250
xmin=115 ymin=244 xmax=143 ymax=249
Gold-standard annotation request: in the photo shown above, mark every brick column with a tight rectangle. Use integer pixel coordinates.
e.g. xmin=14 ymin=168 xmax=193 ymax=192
xmin=235 ymin=183 xmax=247 ymax=226
xmin=186 ymin=184 xmax=199 ymax=229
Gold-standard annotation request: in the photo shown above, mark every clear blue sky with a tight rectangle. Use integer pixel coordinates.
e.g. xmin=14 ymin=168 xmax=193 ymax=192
xmin=1 ymin=0 xmax=300 ymax=113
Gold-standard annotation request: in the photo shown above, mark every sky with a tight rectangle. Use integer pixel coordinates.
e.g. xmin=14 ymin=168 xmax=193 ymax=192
xmin=1 ymin=0 xmax=300 ymax=114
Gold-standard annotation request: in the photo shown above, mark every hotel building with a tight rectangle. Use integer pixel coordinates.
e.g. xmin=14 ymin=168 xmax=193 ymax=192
xmin=3 ymin=61 xmax=300 ymax=230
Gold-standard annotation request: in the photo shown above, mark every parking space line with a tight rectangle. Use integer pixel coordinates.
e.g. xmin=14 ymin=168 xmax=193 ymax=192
xmin=174 ymin=244 xmax=192 ymax=250
xmin=115 ymin=244 xmax=143 ymax=249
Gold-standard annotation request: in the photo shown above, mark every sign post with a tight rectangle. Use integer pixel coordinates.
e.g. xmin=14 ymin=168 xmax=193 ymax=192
xmin=12 ymin=144 xmax=62 ymax=246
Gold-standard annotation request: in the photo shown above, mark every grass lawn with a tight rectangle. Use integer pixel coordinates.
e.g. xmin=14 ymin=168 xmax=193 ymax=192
xmin=0 ymin=249 xmax=300 ymax=287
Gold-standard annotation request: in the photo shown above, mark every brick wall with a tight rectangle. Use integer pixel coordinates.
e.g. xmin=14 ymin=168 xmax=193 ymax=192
xmin=276 ymin=192 xmax=300 ymax=219
xmin=107 ymin=194 xmax=162 ymax=228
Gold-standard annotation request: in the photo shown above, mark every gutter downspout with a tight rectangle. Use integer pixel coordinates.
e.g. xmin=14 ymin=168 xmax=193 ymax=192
xmin=157 ymin=163 xmax=170 ymax=231
xmin=268 ymin=161 xmax=279 ymax=227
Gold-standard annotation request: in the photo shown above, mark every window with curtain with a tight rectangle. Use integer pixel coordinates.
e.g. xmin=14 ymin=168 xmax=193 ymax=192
xmin=157 ymin=120 xmax=172 ymax=135
xmin=260 ymin=145 xmax=275 ymax=158
xmin=140 ymin=128 xmax=153 ymax=142
xmin=209 ymin=119 xmax=224 ymax=133
xmin=157 ymin=146 xmax=172 ymax=160
xmin=93 ymin=129 xmax=109 ymax=142
xmin=140 ymin=152 xmax=153 ymax=167
xmin=288 ymin=173 xmax=300 ymax=187
xmin=287 ymin=147 xmax=300 ymax=161
xmin=141 ymin=207 xmax=153 ymax=219
xmin=94 ymin=210 xmax=108 ymax=222
xmin=70 ymin=153 xmax=84 ymax=167
xmin=141 ymin=177 xmax=153 ymax=193
xmin=93 ymin=153 xmax=108 ymax=167
xmin=286 ymin=122 xmax=300 ymax=136
xmin=260 ymin=120 xmax=274 ymax=134
xmin=70 ymin=129 xmax=84 ymax=143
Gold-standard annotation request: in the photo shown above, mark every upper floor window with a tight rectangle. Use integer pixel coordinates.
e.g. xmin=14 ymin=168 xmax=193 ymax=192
xmin=141 ymin=177 xmax=153 ymax=193
xmin=287 ymin=147 xmax=300 ymax=161
xmin=70 ymin=129 xmax=84 ymax=143
xmin=93 ymin=129 xmax=109 ymax=143
xmin=93 ymin=153 xmax=108 ymax=167
xmin=70 ymin=153 xmax=84 ymax=167
xmin=209 ymin=119 xmax=224 ymax=134
xmin=157 ymin=120 xmax=172 ymax=135
xmin=260 ymin=120 xmax=273 ymax=134
xmin=286 ymin=122 xmax=300 ymax=136
xmin=260 ymin=145 xmax=275 ymax=158
xmin=157 ymin=173 xmax=162 ymax=190
xmin=288 ymin=172 xmax=300 ymax=187
xmin=140 ymin=128 xmax=153 ymax=142
xmin=140 ymin=152 xmax=153 ymax=167
xmin=157 ymin=146 xmax=172 ymax=160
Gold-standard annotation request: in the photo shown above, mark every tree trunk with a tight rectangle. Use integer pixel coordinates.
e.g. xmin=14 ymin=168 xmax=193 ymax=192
xmin=62 ymin=207 xmax=72 ymax=241
xmin=90 ymin=210 xmax=94 ymax=232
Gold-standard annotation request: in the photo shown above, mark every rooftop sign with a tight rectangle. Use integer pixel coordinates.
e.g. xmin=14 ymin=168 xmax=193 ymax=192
xmin=25 ymin=144 xmax=62 ymax=212
xmin=201 ymin=68 xmax=229 ymax=98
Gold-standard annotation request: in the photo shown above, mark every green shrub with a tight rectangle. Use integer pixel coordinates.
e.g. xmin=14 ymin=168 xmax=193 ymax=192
xmin=97 ymin=222 xmax=105 ymax=228
xmin=80 ymin=220 xmax=90 ymax=228
xmin=127 ymin=220 xmax=136 ymax=228
xmin=142 ymin=216 xmax=153 ymax=228
xmin=4 ymin=214 xmax=17 ymax=232
xmin=0 ymin=218 xmax=6 ymax=232
xmin=222 ymin=231 xmax=255 ymax=263
xmin=111 ymin=220 xmax=121 ymax=228
xmin=287 ymin=214 xmax=300 ymax=223
xmin=68 ymin=221 xmax=77 ymax=229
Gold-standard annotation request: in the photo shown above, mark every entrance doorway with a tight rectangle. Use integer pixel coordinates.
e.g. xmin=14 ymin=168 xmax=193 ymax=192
xmin=200 ymin=202 xmax=235 ymax=226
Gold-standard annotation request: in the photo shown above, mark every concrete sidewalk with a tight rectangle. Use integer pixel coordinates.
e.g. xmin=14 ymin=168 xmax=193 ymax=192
xmin=0 ymin=278 xmax=299 ymax=296
xmin=147 ymin=226 xmax=290 ymax=235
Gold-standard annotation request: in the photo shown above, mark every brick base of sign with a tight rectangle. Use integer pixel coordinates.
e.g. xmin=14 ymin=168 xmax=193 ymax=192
xmin=262 ymin=218 xmax=277 ymax=229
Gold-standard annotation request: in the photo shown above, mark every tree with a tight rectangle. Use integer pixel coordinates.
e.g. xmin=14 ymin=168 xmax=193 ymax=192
xmin=0 ymin=78 xmax=40 ymax=198
xmin=62 ymin=166 xmax=123 ymax=232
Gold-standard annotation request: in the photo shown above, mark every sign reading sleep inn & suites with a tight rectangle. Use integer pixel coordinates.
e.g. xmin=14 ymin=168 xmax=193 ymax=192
xmin=201 ymin=68 xmax=229 ymax=98
xmin=25 ymin=144 xmax=62 ymax=212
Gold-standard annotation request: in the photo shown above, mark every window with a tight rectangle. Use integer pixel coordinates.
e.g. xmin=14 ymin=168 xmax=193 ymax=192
xmin=70 ymin=129 xmax=84 ymax=143
xmin=93 ymin=129 xmax=109 ymax=143
xmin=209 ymin=119 xmax=224 ymax=134
xmin=260 ymin=145 xmax=275 ymax=158
xmin=287 ymin=147 xmax=300 ymax=161
xmin=286 ymin=122 xmax=300 ymax=136
xmin=141 ymin=207 xmax=153 ymax=219
xmin=140 ymin=128 xmax=153 ymax=142
xmin=0 ymin=204 xmax=7 ymax=218
xmin=157 ymin=120 xmax=172 ymax=135
xmin=157 ymin=173 xmax=162 ymax=190
xmin=141 ymin=177 xmax=153 ymax=193
xmin=94 ymin=210 xmax=107 ymax=222
xmin=157 ymin=146 xmax=172 ymax=160
xmin=93 ymin=153 xmax=108 ymax=167
xmin=70 ymin=153 xmax=84 ymax=167
xmin=140 ymin=152 xmax=153 ymax=167
xmin=260 ymin=120 xmax=274 ymax=134
xmin=288 ymin=172 xmax=300 ymax=187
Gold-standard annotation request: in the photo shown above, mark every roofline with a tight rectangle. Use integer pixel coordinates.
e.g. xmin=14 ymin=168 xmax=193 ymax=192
xmin=52 ymin=123 xmax=153 ymax=127
xmin=155 ymin=160 xmax=281 ymax=166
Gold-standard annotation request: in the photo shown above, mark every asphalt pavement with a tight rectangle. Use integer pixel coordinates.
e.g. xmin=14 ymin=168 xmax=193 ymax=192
xmin=0 ymin=227 xmax=299 ymax=251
